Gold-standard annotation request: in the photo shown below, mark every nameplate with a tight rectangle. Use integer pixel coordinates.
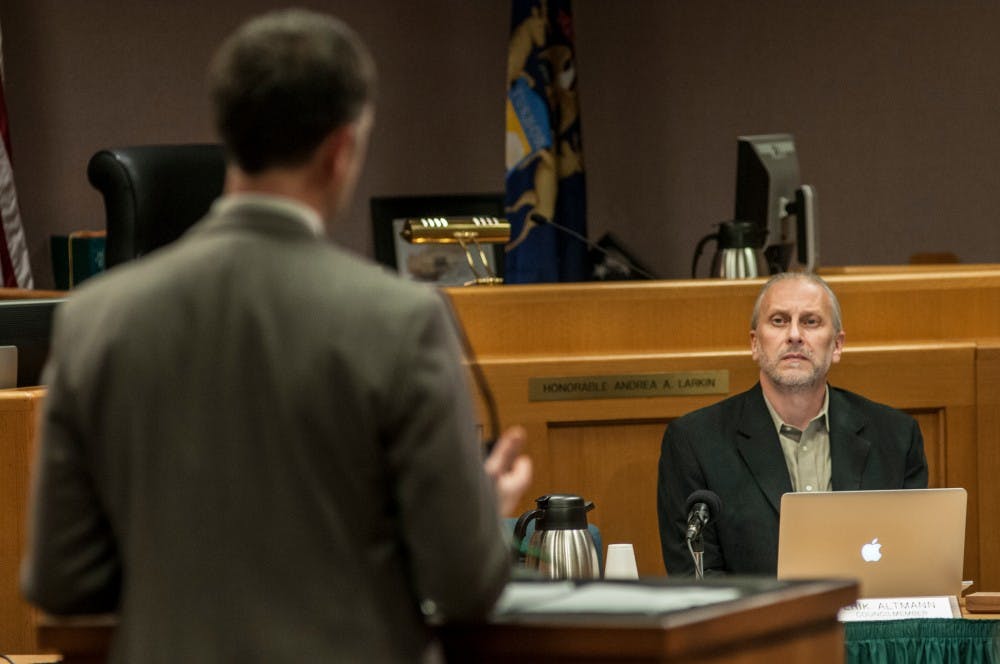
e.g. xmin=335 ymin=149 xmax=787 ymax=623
xmin=838 ymin=596 xmax=960 ymax=621
xmin=528 ymin=371 xmax=729 ymax=402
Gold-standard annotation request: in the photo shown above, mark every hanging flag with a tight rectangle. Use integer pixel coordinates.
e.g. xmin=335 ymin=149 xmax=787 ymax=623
xmin=0 ymin=23 xmax=33 ymax=289
xmin=504 ymin=0 xmax=588 ymax=283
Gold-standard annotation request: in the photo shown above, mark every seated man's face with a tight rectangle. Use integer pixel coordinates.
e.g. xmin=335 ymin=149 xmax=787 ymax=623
xmin=750 ymin=279 xmax=845 ymax=391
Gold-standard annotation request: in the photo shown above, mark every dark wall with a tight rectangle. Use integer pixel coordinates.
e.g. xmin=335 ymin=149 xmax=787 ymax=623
xmin=2 ymin=1 xmax=997 ymax=287
xmin=0 ymin=0 xmax=508 ymax=287
xmin=575 ymin=1 xmax=1000 ymax=277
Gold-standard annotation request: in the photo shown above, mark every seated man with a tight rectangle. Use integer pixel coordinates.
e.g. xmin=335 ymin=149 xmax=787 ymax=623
xmin=657 ymin=273 xmax=928 ymax=575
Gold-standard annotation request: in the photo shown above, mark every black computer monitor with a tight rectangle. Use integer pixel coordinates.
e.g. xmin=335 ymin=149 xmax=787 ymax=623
xmin=0 ymin=298 xmax=65 ymax=387
xmin=734 ymin=133 xmax=817 ymax=273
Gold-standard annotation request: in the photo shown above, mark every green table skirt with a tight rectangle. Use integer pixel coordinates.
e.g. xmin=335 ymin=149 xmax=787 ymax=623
xmin=846 ymin=619 xmax=1000 ymax=664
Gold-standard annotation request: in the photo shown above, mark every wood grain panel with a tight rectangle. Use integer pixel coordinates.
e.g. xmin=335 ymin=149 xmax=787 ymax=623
xmin=447 ymin=268 xmax=1000 ymax=357
xmin=820 ymin=264 xmax=1000 ymax=275
xmin=451 ymin=268 xmax=996 ymax=580
xmin=484 ymin=343 xmax=981 ymax=582
xmin=547 ymin=422 xmax=667 ymax=576
xmin=1 ymin=275 xmax=995 ymax=652
xmin=0 ymin=388 xmax=45 ymax=653
xmin=976 ymin=341 xmax=1000 ymax=589
xmin=0 ymin=289 xmax=64 ymax=300
xmin=910 ymin=411 xmax=945 ymax=488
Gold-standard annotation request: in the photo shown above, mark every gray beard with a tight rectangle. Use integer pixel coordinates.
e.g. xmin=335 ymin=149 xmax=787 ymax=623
xmin=761 ymin=363 xmax=824 ymax=392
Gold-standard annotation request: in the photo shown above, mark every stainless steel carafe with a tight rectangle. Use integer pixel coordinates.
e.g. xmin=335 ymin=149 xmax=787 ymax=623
xmin=691 ymin=220 xmax=769 ymax=279
xmin=512 ymin=494 xmax=600 ymax=579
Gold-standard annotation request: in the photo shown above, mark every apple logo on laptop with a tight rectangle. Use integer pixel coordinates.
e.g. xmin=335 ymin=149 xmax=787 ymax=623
xmin=861 ymin=538 xmax=882 ymax=562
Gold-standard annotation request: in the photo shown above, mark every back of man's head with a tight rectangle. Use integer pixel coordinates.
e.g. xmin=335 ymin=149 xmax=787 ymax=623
xmin=209 ymin=9 xmax=377 ymax=174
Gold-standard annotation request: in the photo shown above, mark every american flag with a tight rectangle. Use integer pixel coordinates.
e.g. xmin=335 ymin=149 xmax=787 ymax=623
xmin=0 ymin=22 xmax=33 ymax=288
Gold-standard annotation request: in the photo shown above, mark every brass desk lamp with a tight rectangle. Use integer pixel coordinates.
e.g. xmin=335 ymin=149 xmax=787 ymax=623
xmin=399 ymin=216 xmax=509 ymax=285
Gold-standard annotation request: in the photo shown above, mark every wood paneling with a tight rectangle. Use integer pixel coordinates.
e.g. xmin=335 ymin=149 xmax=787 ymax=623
xmin=483 ymin=344 xmax=980 ymax=579
xmin=977 ymin=341 xmax=1000 ymax=590
xmin=448 ymin=268 xmax=1000 ymax=357
xmin=0 ymin=388 xmax=45 ymax=653
xmin=439 ymin=579 xmax=856 ymax=663
xmin=547 ymin=422 xmax=665 ymax=576
xmin=450 ymin=270 xmax=1000 ymax=585
xmin=2 ymin=271 xmax=997 ymax=650
xmin=0 ymin=289 xmax=65 ymax=300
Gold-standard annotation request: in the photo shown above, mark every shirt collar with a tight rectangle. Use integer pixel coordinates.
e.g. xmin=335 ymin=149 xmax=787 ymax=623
xmin=762 ymin=385 xmax=830 ymax=435
xmin=211 ymin=193 xmax=325 ymax=237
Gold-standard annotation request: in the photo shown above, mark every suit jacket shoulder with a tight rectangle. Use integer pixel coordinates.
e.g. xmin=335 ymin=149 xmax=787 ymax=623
xmin=826 ymin=385 xmax=928 ymax=491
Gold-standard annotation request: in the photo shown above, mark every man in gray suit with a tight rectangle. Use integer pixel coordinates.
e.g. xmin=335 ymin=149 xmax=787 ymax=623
xmin=657 ymin=273 xmax=927 ymax=575
xmin=22 ymin=10 xmax=531 ymax=662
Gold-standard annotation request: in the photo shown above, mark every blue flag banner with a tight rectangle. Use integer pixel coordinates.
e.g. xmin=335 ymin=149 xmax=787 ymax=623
xmin=505 ymin=0 xmax=588 ymax=283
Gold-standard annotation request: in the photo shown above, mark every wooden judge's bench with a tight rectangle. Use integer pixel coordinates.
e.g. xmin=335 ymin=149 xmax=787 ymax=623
xmin=445 ymin=265 xmax=1000 ymax=586
xmin=0 ymin=266 xmax=998 ymax=659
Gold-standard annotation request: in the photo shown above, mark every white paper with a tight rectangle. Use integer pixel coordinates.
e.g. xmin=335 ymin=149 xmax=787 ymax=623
xmin=838 ymin=596 xmax=960 ymax=621
xmin=493 ymin=581 xmax=577 ymax=613
xmin=495 ymin=581 xmax=741 ymax=615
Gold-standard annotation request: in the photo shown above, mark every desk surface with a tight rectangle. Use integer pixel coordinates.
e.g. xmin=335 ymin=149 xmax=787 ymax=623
xmin=26 ymin=584 xmax=1000 ymax=664
xmin=439 ymin=577 xmax=857 ymax=663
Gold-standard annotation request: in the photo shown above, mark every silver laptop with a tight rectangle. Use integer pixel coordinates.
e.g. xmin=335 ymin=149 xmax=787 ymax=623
xmin=0 ymin=345 xmax=16 ymax=389
xmin=777 ymin=488 xmax=967 ymax=598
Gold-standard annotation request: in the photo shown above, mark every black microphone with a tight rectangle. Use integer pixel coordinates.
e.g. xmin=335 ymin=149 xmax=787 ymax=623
xmin=684 ymin=490 xmax=722 ymax=542
xmin=527 ymin=212 xmax=658 ymax=280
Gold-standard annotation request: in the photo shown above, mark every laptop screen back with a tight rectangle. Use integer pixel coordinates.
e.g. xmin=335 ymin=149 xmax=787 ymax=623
xmin=777 ymin=488 xmax=967 ymax=598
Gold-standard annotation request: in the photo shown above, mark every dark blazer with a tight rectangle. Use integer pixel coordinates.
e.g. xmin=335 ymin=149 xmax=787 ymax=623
xmin=657 ymin=383 xmax=928 ymax=576
xmin=22 ymin=200 xmax=510 ymax=663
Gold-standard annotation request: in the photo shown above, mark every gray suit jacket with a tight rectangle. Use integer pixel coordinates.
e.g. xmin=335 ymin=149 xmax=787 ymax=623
xmin=657 ymin=383 xmax=928 ymax=576
xmin=22 ymin=200 xmax=510 ymax=662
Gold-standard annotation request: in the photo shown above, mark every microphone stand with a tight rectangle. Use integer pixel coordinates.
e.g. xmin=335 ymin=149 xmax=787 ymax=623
xmin=527 ymin=213 xmax=658 ymax=280
xmin=687 ymin=534 xmax=705 ymax=580
xmin=683 ymin=491 xmax=720 ymax=580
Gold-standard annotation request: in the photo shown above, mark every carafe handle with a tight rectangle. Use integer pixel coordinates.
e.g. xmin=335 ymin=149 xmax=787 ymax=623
xmin=691 ymin=232 xmax=719 ymax=278
xmin=512 ymin=508 xmax=542 ymax=565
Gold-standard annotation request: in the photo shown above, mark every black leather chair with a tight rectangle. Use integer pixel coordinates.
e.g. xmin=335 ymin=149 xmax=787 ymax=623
xmin=87 ymin=144 xmax=226 ymax=268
